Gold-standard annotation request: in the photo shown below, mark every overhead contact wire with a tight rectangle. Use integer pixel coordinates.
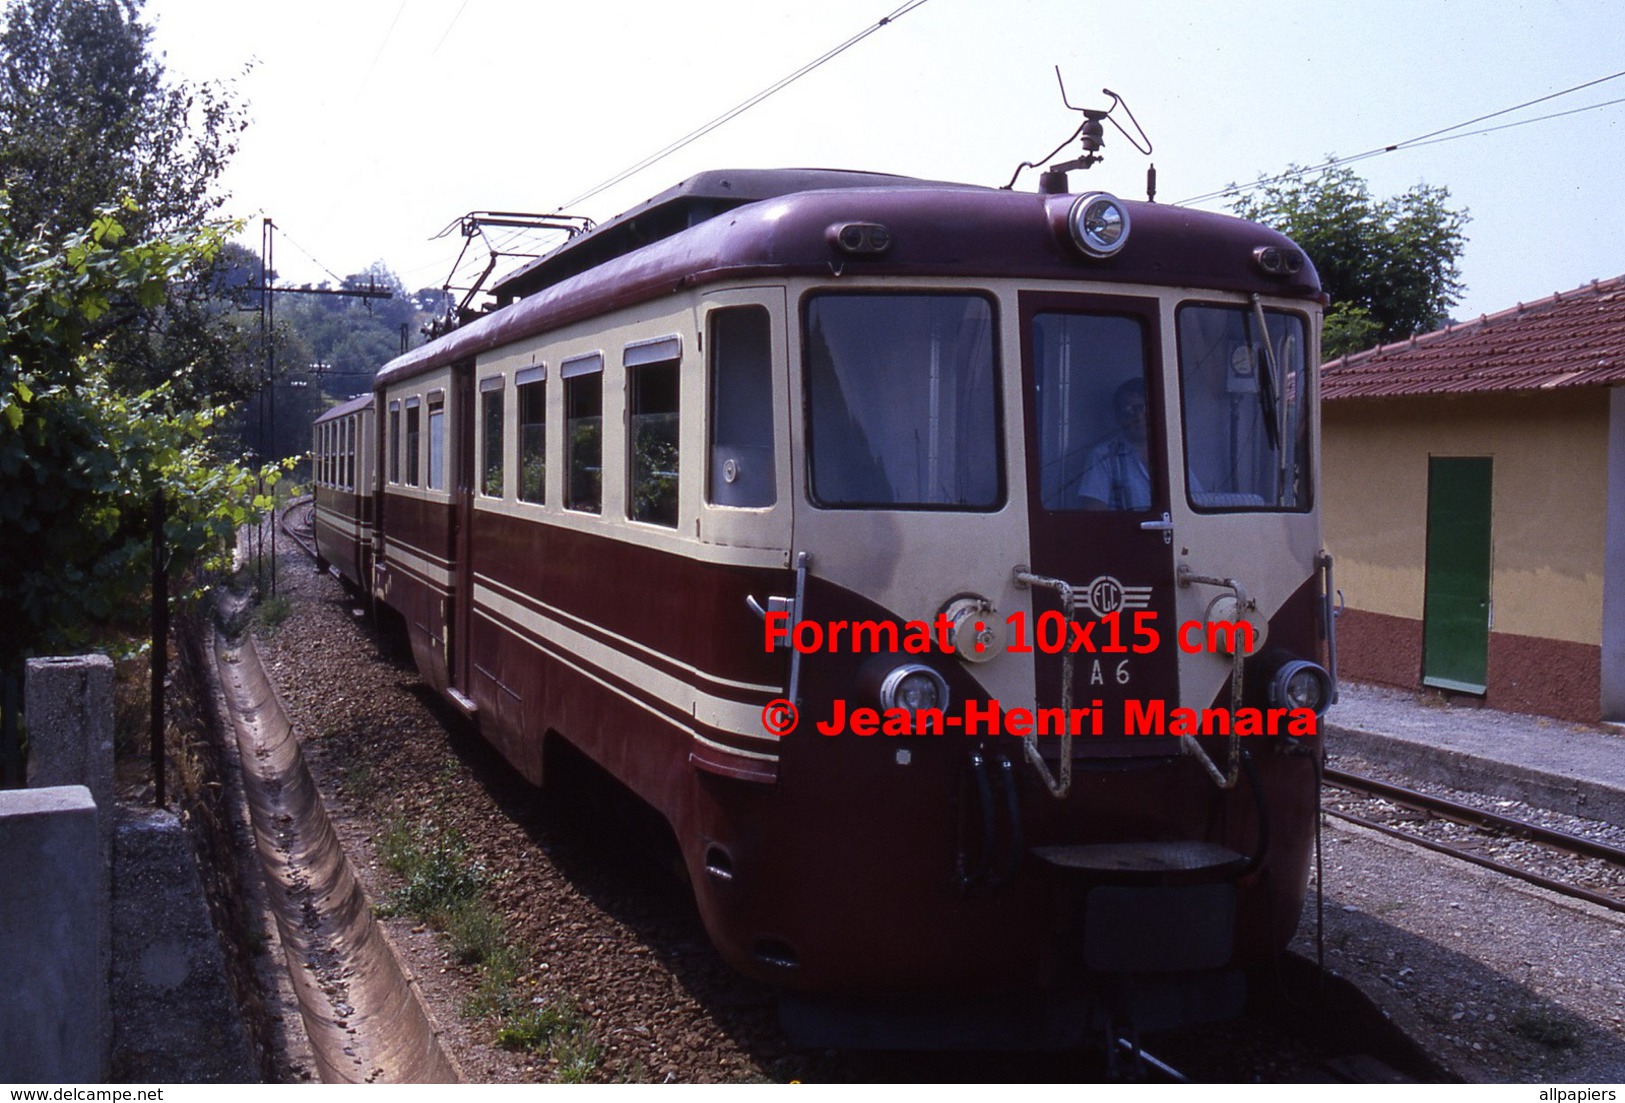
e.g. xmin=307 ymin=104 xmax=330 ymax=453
xmin=552 ymin=0 xmax=933 ymax=213
xmin=1177 ymin=67 xmax=1625 ymax=207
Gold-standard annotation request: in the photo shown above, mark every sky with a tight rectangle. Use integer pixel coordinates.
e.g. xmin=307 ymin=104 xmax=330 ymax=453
xmin=140 ymin=0 xmax=1625 ymax=324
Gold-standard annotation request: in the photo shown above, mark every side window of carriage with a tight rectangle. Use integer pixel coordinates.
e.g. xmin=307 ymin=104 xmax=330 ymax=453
xmin=706 ymin=305 xmax=775 ymax=508
xmin=626 ymin=336 xmax=681 ymax=528
xmin=343 ymin=417 xmax=354 ymax=490
xmin=563 ymin=352 xmax=604 ymax=514
xmin=405 ymin=397 xmax=422 ymax=487
xmin=426 ymin=392 xmax=447 ymax=492
xmin=388 ymin=400 xmax=402 ymax=484
xmin=479 ymin=375 xmax=504 ymax=498
xmin=516 ymin=365 xmax=546 ymax=504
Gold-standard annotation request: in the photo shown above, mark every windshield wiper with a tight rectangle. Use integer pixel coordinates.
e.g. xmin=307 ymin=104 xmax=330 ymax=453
xmin=1249 ymin=294 xmax=1282 ymax=453
xmin=1248 ymin=295 xmax=1287 ymax=497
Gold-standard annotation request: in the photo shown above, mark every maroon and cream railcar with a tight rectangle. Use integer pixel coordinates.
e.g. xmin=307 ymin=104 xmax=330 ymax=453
xmin=311 ymin=393 xmax=376 ymax=591
xmin=360 ymin=169 xmax=1337 ymax=1042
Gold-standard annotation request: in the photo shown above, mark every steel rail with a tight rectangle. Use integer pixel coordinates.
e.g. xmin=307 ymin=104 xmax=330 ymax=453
xmin=1113 ymin=1038 xmax=1190 ymax=1082
xmin=1323 ymin=808 xmax=1625 ymax=914
xmin=278 ymin=497 xmax=319 ymax=561
xmin=1323 ymin=767 xmax=1625 ymax=867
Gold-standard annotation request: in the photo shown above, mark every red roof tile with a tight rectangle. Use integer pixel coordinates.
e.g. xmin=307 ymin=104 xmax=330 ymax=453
xmin=1321 ymin=275 xmax=1625 ymax=400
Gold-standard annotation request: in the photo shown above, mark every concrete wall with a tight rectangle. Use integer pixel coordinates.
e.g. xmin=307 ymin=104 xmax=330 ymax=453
xmin=1324 ymin=387 xmax=1610 ymax=720
xmin=0 ymin=785 xmax=105 ymax=1082
xmin=0 ymin=655 xmax=117 ymax=1082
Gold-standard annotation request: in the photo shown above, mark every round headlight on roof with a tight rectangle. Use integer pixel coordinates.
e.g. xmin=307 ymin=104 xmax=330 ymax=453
xmin=1067 ymin=191 xmax=1131 ymax=258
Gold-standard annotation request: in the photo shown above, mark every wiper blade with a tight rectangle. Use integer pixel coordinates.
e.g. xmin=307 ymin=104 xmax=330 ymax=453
xmin=1249 ymin=294 xmax=1282 ymax=452
xmin=1256 ymin=347 xmax=1280 ymax=450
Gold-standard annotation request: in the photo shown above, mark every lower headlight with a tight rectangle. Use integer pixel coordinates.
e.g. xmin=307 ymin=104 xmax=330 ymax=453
xmin=1269 ymin=659 xmax=1332 ymax=715
xmin=880 ymin=664 xmax=950 ymax=714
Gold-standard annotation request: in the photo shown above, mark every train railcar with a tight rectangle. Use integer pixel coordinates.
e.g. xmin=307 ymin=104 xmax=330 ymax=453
xmin=353 ymin=168 xmax=1337 ymax=1044
xmin=311 ymin=393 xmax=376 ymax=591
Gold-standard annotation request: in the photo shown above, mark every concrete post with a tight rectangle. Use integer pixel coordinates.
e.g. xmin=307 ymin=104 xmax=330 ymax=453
xmin=25 ymin=654 xmax=116 ymax=822
xmin=0 ymin=786 xmax=105 ymax=1082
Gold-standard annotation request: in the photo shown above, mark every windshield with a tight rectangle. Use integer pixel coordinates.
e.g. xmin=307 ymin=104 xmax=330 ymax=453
xmin=804 ymin=293 xmax=1000 ymax=509
xmin=1177 ymin=303 xmax=1311 ymax=511
xmin=1031 ymin=311 xmax=1154 ymax=512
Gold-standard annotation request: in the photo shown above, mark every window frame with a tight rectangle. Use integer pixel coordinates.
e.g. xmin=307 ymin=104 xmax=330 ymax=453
xmin=516 ymin=364 xmax=547 ymax=506
xmin=625 ymin=348 xmax=681 ymax=528
xmin=562 ymin=352 xmax=604 ymax=515
xmin=1028 ymin=308 xmax=1159 ymax=514
xmin=705 ymin=304 xmax=776 ymax=510
xmin=405 ymin=397 xmax=422 ymax=487
xmin=1174 ymin=300 xmax=1314 ymax=515
xmin=800 ymin=288 xmax=1004 ymax=512
xmin=478 ymin=375 xmax=505 ymax=499
xmin=388 ymin=401 xmax=401 ymax=485
xmin=426 ymin=393 xmax=446 ymax=493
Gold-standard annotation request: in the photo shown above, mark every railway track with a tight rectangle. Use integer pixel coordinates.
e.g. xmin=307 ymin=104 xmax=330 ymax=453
xmin=279 ymin=497 xmax=317 ymax=560
xmin=1322 ymin=766 xmax=1625 ymax=914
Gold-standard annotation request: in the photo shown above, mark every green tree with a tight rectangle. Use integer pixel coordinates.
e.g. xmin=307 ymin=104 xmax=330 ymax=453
xmin=0 ymin=0 xmax=246 ymax=241
xmin=278 ymin=266 xmax=451 ymax=406
xmin=1230 ymin=164 xmax=1469 ymax=359
xmin=0 ymin=198 xmax=278 ymax=673
xmin=0 ymin=0 xmax=253 ymax=406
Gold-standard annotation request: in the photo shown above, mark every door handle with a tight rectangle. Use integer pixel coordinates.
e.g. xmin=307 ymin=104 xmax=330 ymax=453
xmin=1140 ymin=512 xmax=1173 ymax=543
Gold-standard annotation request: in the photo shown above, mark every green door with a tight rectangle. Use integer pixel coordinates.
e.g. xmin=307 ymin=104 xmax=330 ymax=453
xmin=1422 ymin=456 xmax=1492 ymax=693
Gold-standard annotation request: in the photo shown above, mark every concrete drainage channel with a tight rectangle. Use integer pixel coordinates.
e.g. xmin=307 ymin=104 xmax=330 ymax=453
xmin=210 ymin=598 xmax=459 ymax=1084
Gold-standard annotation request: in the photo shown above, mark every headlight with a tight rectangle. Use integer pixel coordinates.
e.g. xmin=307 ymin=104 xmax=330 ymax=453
xmin=827 ymin=221 xmax=892 ymax=256
xmin=1253 ymin=245 xmax=1306 ymax=277
xmin=1269 ymin=659 xmax=1332 ymax=715
xmin=1067 ymin=192 xmax=1131 ymax=258
xmin=879 ymin=664 xmax=950 ymax=714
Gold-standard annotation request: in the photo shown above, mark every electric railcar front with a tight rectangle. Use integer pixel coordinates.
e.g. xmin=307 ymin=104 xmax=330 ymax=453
xmin=365 ymin=171 xmax=1332 ymax=1038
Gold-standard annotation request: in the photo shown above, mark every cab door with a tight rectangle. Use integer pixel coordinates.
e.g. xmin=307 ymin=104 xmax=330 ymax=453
xmin=695 ymin=287 xmax=792 ymax=553
xmin=1018 ymin=292 xmax=1179 ymax=754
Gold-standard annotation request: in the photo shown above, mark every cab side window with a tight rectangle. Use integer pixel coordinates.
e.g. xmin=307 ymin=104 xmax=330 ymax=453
xmin=707 ymin=306 xmax=775 ymax=508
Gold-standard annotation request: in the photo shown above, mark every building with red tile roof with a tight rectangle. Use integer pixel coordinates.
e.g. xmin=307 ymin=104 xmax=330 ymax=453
xmin=1321 ymin=275 xmax=1625 ymax=723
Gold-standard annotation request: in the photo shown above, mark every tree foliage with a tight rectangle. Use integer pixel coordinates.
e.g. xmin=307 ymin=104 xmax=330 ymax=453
xmin=0 ymin=198 xmax=280 ymax=670
xmin=1230 ymin=164 xmax=1469 ymax=359
xmin=0 ymin=0 xmax=247 ymax=241
xmin=278 ymin=268 xmax=450 ymax=404
xmin=0 ymin=0 xmax=254 ymax=405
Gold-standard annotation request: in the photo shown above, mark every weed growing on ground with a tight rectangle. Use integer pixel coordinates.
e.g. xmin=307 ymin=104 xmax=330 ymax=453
xmin=443 ymin=898 xmax=507 ymax=966
xmin=495 ymin=995 xmax=602 ymax=1081
xmin=253 ymin=593 xmax=293 ymax=631
xmin=336 ymin=759 xmax=377 ymax=799
xmin=373 ymin=812 xmax=604 ymax=1080
xmin=374 ymin=818 xmax=486 ymax=922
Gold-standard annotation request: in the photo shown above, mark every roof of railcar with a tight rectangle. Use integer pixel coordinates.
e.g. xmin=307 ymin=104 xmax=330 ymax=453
xmin=313 ymin=393 xmax=374 ymax=424
xmin=377 ymin=170 xmax=1322 ymax=389
xmin=491 ymin=168 xmax=962 ymax=303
